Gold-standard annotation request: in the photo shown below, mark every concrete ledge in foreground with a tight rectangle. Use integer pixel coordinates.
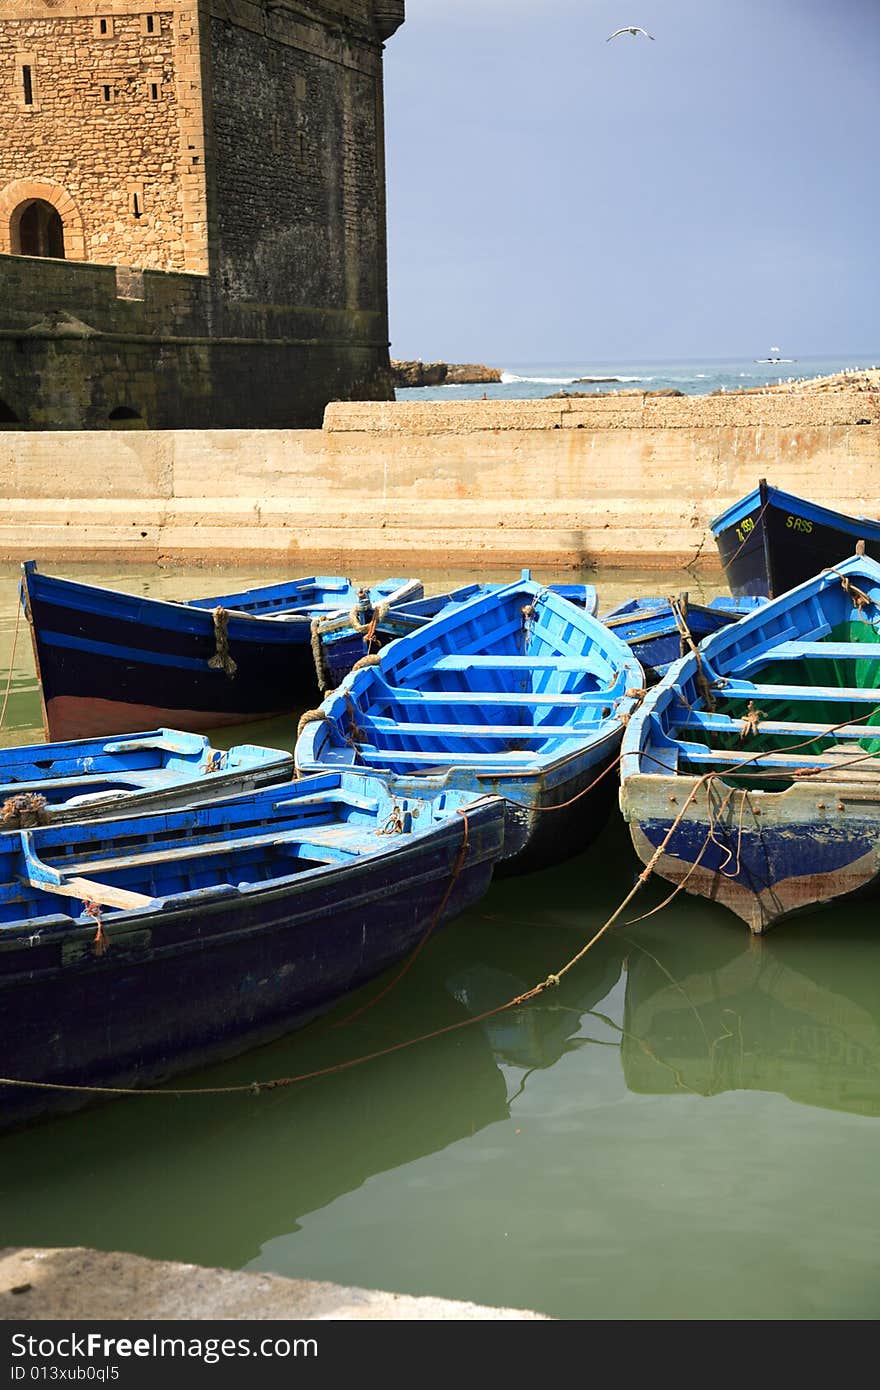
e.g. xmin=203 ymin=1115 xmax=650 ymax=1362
xmin=0 ymin=1248 xmax=550 ymax=1321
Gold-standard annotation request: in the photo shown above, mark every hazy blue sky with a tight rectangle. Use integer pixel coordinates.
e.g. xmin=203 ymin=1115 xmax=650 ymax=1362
xmin=383 ymin=0 xmax=880 ymax=364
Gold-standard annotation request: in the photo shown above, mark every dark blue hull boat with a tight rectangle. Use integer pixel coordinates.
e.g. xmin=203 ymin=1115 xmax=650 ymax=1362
xmin=20 ymin=562 xmax=422 ymax=741
xmin=297 ymin=575 xmax=642 ymax=874
xmin=620 ymin=555 xmax=880 ymax=933
xmin=711 ymin=478 xmax=880 ymax=598
xmin=0 ymin=771 xmax=505 ymax=1131
xmin=0 ymin=728 xmax=292 ymax=826
xmin=601 ymin=593 xmax=767 ymax=683
xmin=314 ymin=577 xmax=598 ymax=692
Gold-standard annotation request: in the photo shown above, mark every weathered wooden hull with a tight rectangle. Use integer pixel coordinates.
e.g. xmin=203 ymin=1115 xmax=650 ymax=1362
xmin=621 ymin=770 xmax=880 ymax=933
xmin=0 ymin=787 xmax=505 ymax=1131
xmin=712 ymin=480 xmax=880 ymax=599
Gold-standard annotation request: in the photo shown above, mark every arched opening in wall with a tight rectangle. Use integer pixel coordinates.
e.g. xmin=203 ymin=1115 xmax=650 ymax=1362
xmin=12 ymin=199 xmax=65 ymax=258
xmin=0 ymin=399 xmax=22 ymax=428
xmin=108 ymin=406 xmax=144 ymax=429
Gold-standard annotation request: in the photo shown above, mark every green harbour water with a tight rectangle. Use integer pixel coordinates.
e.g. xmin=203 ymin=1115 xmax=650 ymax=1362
xmin=1 ymin=561 xmax=880 ymax=1321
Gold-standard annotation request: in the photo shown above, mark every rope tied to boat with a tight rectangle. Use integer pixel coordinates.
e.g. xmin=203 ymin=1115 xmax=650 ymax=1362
xmin=669 ymin=594 xmax=716 ymax=712
xmin=347 ymin=596 xmax=390 ymax=637
xmin=82 ymin=899 xmax=107 ymax=956
xmin=204 ymin=750 xmax=225 ymax=774
xmin=739 ymin=700 xmax=765 ymax=740
xmin=521 ymin=596 xmax=540 ymax=652
xmin=296 ymin=707 xmax=328 ymax=739
xmin=839 ymin=574 xmax=874 ymax=613
xmin=310 ymin=617 xmax=332 ymax=692
xmin=378 ymin=804 xmax=405 ymax=835
xmin=344 ymin=692 xmax=366 ymax=751
xmin=207 ymin=607 xmax=238 ymax=679
xmin=0 ymin=793 xmax=49 ymax=828
xmin=350 ymin=653 xmax=383 ymax=673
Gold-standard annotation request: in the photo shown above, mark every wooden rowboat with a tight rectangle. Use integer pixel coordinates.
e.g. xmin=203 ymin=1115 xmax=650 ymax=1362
xmin=711 ymin=478 xmax=880 ymax=598
xmin=20 ymin=562 xmax=422 ymax=740
xmin=620 ymin=554 xmax=880 ymax=933
xmin=0 ymin=728 xmax=292 ymax=827
xmin=296 ymin=573 xmax=643 ymax=873
xmin=0 ymin=771 xmax=505 ymax=1131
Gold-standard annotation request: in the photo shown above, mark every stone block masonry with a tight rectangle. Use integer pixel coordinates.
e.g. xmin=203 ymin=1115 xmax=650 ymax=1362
xmin=0 ymin=1 xmax=403 ymax=428
xmin=0 ymin=394 xmax=877 ymax=570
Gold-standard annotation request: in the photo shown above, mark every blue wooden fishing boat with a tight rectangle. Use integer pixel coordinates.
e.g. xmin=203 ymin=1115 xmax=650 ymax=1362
xmin=0 ymin=771 xmax=505 ymax=1131
xmin=314 ymin=576 xmax=599 ymax=691
xmin=0 ymin=728 xmax=292 ymax=827
xmin=296 ymin=574 xmax=643 ymax=873
xmin=620 ymin=554 xmax=880 ymax=933
xmin=20 ymin=562 xmax=422 ymax=741
xmin=600 ymin=592 xmax=767 ymax=684
xmin=711 ymin=478 xmax=880 ymax=598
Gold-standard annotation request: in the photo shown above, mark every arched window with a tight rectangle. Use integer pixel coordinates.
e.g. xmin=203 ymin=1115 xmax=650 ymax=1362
xmin=12 ymin=199 xmax=65 ymax=258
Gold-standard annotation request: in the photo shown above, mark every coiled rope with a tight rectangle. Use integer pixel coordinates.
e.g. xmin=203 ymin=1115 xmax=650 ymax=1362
xmin=207 ymin=607 xmax=237 ymax=679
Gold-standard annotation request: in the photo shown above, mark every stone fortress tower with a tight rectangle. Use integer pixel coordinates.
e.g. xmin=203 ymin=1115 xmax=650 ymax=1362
xmin=0 ymin=0 xmax=404 ymax=428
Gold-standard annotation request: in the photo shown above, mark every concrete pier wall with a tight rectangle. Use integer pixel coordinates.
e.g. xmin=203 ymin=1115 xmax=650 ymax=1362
xmin=2 ymin=394 xmax=878 ymax=570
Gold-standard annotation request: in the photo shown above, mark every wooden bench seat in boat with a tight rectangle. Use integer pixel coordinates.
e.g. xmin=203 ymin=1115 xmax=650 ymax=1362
xmin=736 ymin=641 xmax=880 ymax=674
xmin=712 ymin=680 xmax=880 ymax=703
xmin=364 ymin=715 xmax=590 ymax=739
xmin=677 ymin=745 xmax=880 ymax=773
xmin=373 ymin=689 xmax=602 ymax=708
xmin=671 ymin=712 xmax=880 ymax=741
xmin=28 ymin=824 xmax=369 ymax=882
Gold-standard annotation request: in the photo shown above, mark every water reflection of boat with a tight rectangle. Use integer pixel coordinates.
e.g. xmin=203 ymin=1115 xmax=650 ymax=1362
xmin=0 ymin=834 xmax=635 ymax=1267
xmin=0 ymin=929 xmax=512 ymax=1268
xmin=621 ymin=918 xmax=880 ymax=1116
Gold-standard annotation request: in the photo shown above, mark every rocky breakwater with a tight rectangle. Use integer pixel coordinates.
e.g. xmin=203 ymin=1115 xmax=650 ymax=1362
xmin=392 ymin=360 xmax=502 ymax=387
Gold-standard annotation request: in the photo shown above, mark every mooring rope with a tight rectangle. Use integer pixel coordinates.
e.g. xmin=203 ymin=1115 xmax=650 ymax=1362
xmin=207 ymin=607 xmax=237 ymax=679
xmin=0 ymin=793 xmax=48 ymax=829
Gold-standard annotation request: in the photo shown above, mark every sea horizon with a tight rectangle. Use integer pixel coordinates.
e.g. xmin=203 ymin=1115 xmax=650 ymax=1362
xmin=394 ymin=353 xmax=880 ymax=403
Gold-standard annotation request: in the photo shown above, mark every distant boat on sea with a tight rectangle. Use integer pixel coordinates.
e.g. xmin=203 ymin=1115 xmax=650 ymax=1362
xmin=755 ymin=346 xmax=796 ymax=364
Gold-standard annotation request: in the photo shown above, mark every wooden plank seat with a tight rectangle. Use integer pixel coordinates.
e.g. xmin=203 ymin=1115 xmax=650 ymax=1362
xmin=363 ymin=716 xmax=588 ymax=739
xmin=713 ymin=680 xmax=880 ymax=703
xmin=398 ymin=655 xmax=605 ymax=688
xmin=51 ymin=824 xmax=368 ymax=878
xmin=0 ymin=770 xmax=182 ymax=796
xmin=352 ymin=747 xmax=545 ymax=767
xmin=678 ymin=745 xmax=880 ymax=772
xmin=671 ymin=711 xmax=880 ymax=741
xmin=738 ymin=641 xmax=880 ymax=669
xmin=417 ymin=655 xmax=599 ymax=670
xmin=372 ymin=689 xmax=603 ymax=708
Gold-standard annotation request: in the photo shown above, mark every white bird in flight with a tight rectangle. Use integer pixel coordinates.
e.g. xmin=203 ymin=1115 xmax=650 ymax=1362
xmin=607 ymin=26 xmax=655 ymax=41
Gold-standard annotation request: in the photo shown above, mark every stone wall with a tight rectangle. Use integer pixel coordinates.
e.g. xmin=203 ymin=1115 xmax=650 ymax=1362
xmin=207 ymin=4 xmax=384 ymax=317
xmin=0 ymin=1 xmax=399 ymax=427
xmin=1 ymin=394 xmax=877 ymax=567
xmin=0 ymin=0 xmax=209 ymax=273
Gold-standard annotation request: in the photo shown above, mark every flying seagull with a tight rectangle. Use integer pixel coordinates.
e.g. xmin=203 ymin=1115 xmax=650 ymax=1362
xmin=607 ymin=26 xmax=655 ymax=41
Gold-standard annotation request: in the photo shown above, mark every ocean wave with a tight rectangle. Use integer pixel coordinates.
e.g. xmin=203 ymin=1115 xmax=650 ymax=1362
xmin=500 ymin=372 xmax=578 ymax=385
xmin=500 ymin=372 xmax=647 ymax=385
